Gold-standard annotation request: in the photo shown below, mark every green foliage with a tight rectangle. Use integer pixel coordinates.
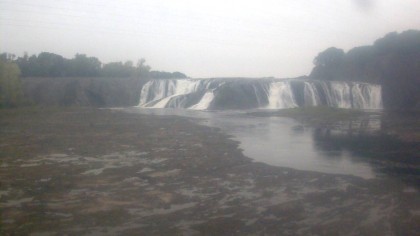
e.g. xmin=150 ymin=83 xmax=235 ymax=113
xmin=102 ymin=62 xmax=132 ymax=77
xmin=310 ymin=29 xmax=420 ymax=109
xmin=313 ymin=47 xmax=345 ymax=67
xmin=0 ymin=59 xmax=24 ymax=108
xmin=148 ymin=70 xmax=187 ymax=79
xmin=14 ymin=52 xmax=101 ymax=77
xmin=69 ymin=53 xmax=101 ymax=77
xmin=3 ymin=52 xmax=186 ymax=79
xmin=374 ymin=30 xmax=420 ymax=54
xmin=101 ymin=59 xmax=152 ymax=78
xmin=311 ymin=30 xmax=420 ymax=81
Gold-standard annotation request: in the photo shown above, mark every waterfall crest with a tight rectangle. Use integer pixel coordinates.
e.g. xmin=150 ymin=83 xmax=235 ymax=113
xmin=137 ymin=78 xmax=382 ymax=110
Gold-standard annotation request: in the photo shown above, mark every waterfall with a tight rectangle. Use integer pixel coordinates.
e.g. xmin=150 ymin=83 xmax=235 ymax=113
xmin=138 ymin=79 xmax=204 ymax=108
xmin=266 ymin=82 xmax=297 ymax=109
xmin=351 ymin=83 xmax=382 ymax=109
xmin=138 ymin=79 xmax=175 ymax=106
xmin=329 ymin=82 xmax=352 ymax=108
xmin=137 ymin=78 xmax=382 ymax=110
xmin=303 ymin=82 xmax=321 ymax=106
xmin=190 ymin=91 xmax=215 ymax=110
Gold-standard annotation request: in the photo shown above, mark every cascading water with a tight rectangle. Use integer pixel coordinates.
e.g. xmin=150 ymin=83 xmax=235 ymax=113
xmin=137 ymin=78 xmax=382 ymax=110
xmin=303 ymin=82 xmax=321 ymax=106
xmin=189 ymin=91 xmax=215 ymax=110
xmin=351 ymin=83 xmax=383 ymax=109
xmin=329 ymin=81 xmax=352 ymax=109
xmin=138 ymin=79 xmax=207 ymax=108
xmin=266 ymin=82 xmax=297 ymax=109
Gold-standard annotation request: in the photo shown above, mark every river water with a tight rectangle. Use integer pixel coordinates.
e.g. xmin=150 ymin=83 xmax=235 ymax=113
xmin=126 ymin=108 xmax=418 ymax=181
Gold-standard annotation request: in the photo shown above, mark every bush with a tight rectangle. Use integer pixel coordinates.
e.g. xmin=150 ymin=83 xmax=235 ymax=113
xmin=0 ymin=60 xmax=24 ymax=108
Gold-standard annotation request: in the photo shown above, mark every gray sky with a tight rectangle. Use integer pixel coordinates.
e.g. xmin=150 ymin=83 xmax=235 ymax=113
xmin=1 ymin=0 xmax=419 ymax=78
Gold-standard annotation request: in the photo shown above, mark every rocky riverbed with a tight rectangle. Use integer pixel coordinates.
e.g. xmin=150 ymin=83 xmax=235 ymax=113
xmin=0 ymin=108 xmax=419 ymax=235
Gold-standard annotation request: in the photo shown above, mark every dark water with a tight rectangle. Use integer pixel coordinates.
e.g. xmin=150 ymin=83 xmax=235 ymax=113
xmin=126 ymin=108 xmax=419 ymax=182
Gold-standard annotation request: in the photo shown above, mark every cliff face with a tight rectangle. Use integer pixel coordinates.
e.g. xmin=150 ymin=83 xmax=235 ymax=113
xmin=310 ymin=30 xmax=420 ymax=109
xmin=22 ymin=77 xmax=146 ymax=107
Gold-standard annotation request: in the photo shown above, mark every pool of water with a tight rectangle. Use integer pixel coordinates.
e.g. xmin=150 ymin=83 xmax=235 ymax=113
xmin=125 ymin=108 xmax=417 ymax=180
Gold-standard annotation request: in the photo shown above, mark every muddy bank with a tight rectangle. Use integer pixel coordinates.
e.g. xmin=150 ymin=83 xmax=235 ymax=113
xmin=1 ymin=108 xmax=419 ymax=235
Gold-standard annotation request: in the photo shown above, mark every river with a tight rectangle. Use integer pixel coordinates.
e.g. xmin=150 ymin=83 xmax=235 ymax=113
xmin=126 ymin=108 xmax=419 ymax=184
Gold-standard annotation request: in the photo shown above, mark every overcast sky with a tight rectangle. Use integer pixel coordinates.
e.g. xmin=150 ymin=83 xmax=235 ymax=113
xmin=1 ymin=0 xmax=419 ymax=78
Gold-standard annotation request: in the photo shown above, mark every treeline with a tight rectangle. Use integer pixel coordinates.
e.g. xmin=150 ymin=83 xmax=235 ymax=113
xmin=310 ymin=30 xmax=420 ymax=83
xmin=310 ymin=30 xmax=420 ymax=109
xmin=0 ymin=52 xmax=187 ymax=79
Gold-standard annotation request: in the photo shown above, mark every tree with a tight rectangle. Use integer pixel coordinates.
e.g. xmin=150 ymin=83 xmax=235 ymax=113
xmin=310 ymin=47 xmax=346 ymax=80
xmin=102 ymin=61 xmax=133 ymax=77
xmin=135 ymin=58 xmax=151 ymax=77
xmin=0 ymin=60 xmax=24 ymax=108
xmin=37 ymin=52 xmax=67 ymax=76
xmin=313 ymin=47 xmax=345 ymax=67
xmin=69 ymin=54 xmax=101 ymax=77
xmin=310 ymin=30 xmax=420 ymax=108
xmin=148 ymin=71 xmax=187 ymax=79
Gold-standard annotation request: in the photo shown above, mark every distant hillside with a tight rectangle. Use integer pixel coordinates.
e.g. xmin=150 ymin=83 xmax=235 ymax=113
xmin=310 ymin=30 xmax=420 ymax=109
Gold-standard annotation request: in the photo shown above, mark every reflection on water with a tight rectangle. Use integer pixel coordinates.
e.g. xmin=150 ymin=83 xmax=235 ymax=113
xmin=313 ymin=123 xmax=419 ymax=183
xmin=126 ymin=108 xmax=419 ymax=181
xmin=207 ymin=114 xmax=380 ymax=178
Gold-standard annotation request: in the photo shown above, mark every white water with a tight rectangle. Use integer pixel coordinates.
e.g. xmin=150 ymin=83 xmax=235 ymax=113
xmin=329 ymin=81 xmax=352 ymax=108
xmin=152 ymin=94 xmax=178 ymax=108
xmin=266 ymin=82 xmax=297 ymax=109
xmin=352 ymin=83 xmax=382 ymax=109
xmin=190 ymin=91 xmax=215 ymax=110
xmin=303 ymin=82 xmax=321 ymax=106
xmin=138 ymin=79 xmax=204 ymax=108
xmin=138 ymin=78 xmax=382 ymax=110
xmin=174 ymin=79 xmax=202 ymax=95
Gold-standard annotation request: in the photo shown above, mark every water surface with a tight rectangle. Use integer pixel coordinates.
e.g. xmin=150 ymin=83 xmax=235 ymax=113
xmin=127 ymin=108 xmax=390 ymax=178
